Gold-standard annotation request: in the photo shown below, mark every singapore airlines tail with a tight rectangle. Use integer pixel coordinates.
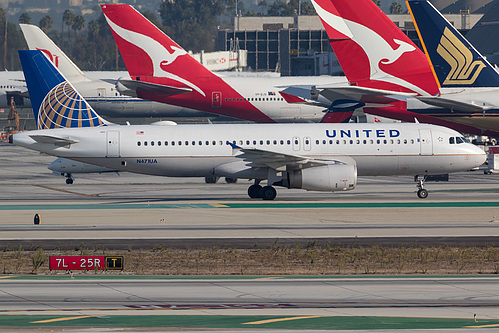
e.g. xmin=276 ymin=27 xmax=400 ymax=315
xmin=18 ymin=50 xmax=108 ymax=130
xmin=406 ymin=0 xmax=499 ymax=88
xmin=310 ymin=0 xmax=439 ymax=97
xmin=19 ymin=24 xmax=89 ymax=83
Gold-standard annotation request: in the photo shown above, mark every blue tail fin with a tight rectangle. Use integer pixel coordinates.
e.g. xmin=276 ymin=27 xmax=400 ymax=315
xmin=407 ymin=0 xmax=499 ymax=87
xmin=18 ymin=50 xmax=107 ymax=130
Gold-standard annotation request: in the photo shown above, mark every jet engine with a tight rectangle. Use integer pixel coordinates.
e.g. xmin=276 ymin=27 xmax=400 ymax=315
xmin=286 ymin=163 xmax=357 ymax=191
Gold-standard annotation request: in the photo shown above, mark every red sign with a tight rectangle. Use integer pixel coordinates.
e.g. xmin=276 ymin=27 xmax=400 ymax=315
xmin=49 ymin=256 xmax=124 ymax=270
xmin=49 ymin=256 xmax=106 ymax=270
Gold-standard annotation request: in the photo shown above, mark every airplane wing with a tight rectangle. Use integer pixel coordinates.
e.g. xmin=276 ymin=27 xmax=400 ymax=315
xmin=230 ymin=144 xmax=355 ymax=171
xmin=117 ymin=79 xmax=192 ymax=98
xmin=29 ymin=135 xmax=78 ymax=147
xmin=416 ymin=96 xmax=491 ymax=113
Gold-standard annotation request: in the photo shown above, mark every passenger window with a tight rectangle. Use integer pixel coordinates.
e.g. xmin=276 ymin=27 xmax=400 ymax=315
xmin=266 ymin=140 xmax=270 ymax=145
xmin=329 ymin=140 xmax=333 ymax=144
xmin=144 ymin=141 xmax=148 ymax=146
xmin=253 ymin=140 xmax=257 ymax=145
xmin=199 ymin=141 xmax=202 ymax=145
xmin=165 ymin=141 xmax=168 ymax=146
xmin=178 ymin=141 xmax=182 ymax=146
xmin=404 ymin=139 xmax=407 ymax=144
xmin=172 ymin=141 xmax=175 ymax=146
xmin=287 ymin=140 xmax=291 ymax=145
xmin=212 ymin=140 xmax=216 ymax=145
xmin=151 ymin=141 xmax=154 ymax=146
xmin=280 ymin=140 xmax=284 ymax=145
xmin=323 ymin=140 xmax=326 ymax=144
xmin=316 ymin=140 xmax=320 ymax=145
xmin=137 ymin=142 xmax=141 ymax=146
xmin=273 ymin=140 xmax=277 ymax=145
xmin=158 ymin=141 xmax=161 ymax=146
xmin=260 ymin=140 xmax=264 ymax=145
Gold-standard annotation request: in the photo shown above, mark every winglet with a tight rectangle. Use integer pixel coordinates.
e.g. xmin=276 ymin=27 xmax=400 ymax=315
xmin=319 ymin=99 xmax=364 ymax=123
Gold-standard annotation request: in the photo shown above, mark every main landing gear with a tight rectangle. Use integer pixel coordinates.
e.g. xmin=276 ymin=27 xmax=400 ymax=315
xmin=64 ymin=173 xmax=74 ymax=185
xmin=415 ymin=175 xmax=428 ymax=199
xmin=247 ymin=181 xmax=277 ymax=200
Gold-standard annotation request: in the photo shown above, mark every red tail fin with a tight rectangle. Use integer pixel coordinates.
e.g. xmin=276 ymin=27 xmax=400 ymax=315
xmin=100 ymin=4 xmax=211 ymax=96
xmin=311 ymin=0 xmax=439 ymax=97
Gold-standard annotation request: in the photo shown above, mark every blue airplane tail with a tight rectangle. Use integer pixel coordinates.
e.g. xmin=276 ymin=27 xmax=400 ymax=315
xmin=407 ymin=0 xmax=499 ymax=88
xmin=18 ymin=50 xmax=107 ymax=130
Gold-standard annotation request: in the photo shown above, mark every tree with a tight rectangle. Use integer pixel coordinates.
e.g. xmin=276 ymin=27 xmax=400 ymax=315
xmin=63 ymin=9 xmax=75 ymax=40
xmin=258 ymin=0 xmax=268 ymax=15
xmin=372 ymin=0 xmax=381 ymax=7
xmin=72 ymin=14 xmax=85 ymax=36
xmin=39 ymin=15 xmax=53 ymax=32
xmin=18 ymin=12 xmax=31 ymax=24
xmin=390 ymin=2 xmax=403 ymax=14
xmin=159 ymin=0 xmax=226 ymax=52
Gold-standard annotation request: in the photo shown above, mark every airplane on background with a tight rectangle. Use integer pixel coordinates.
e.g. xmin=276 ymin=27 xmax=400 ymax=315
xmin=0 ymin=71 xmax=31 ymax=110
xmin=307 ymin=0 xmax=499 ymax=137
xmin=18 ymin=23 xmax=212 ymax=119
xmin=99 ymin=4 xmax=352 ymax=124
xmin=406 ymin=0 xmax=499 ymax=132
xmin=11 ymin=50 xmax=486 ymax=199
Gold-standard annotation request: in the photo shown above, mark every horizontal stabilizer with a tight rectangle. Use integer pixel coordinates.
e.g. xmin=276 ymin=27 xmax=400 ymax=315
xmin=318 ymin=85 xmax=417 ymax=104
xmin=29 ymin=135 xmax=78 ymax=147
xmin=416 ymin=96 xmax=490 ymax=113
xmin=118 ymin=79 xmax=192 ymax=98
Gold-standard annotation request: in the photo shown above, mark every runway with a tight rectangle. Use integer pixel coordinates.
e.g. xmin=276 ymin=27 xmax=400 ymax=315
xmin=0 ymin=276 xmax=499 ymax=331
xmin=1 ymin=145 xmax=499 ymax=248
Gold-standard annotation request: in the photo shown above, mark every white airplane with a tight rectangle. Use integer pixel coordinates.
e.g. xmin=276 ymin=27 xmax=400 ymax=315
xmin=11 ymin=50 xmax=486 ymax=199
xmin=0 ymin=71 xmax=31 ymax=110
xmin=100 ymin=4 xmax=352 ymax=124
xmin=306 ymin=0 xmax=499 ymax=138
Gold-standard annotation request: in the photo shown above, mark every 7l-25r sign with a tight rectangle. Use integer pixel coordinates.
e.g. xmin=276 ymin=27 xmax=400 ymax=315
xmin=49 ymin=256 xmax=124 ymax=270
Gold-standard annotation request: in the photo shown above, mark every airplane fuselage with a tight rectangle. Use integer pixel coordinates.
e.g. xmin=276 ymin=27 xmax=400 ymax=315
xmin=12 ymin=123 xmax=485 ymax=181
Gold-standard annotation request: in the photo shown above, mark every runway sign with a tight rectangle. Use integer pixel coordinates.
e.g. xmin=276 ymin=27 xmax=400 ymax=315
xmin=49 ymin=256 xmax=124 ymax=270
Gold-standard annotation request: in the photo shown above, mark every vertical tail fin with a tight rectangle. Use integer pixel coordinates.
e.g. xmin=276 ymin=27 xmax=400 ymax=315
xmin=19 ymin=24 xmax=89 ymax=83
xmin=100 ymin=4 xmax=212 ymax=94
xmin=407 ymin=0 xmax=499 ymax=87
xmin=311 ymin=0 xmax=439 ymax=96
xmin=18 ymin=50 xmax=108 ymax=129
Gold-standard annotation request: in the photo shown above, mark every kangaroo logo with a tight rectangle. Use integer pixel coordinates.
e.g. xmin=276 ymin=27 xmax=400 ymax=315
xmin=38 ymin=82 xmax=105 ymax=129
xmin=312 ymin=0 xmax=431 ymax=96
xmin=104 ymin=14 xmax=206 ymax=97
xmin=437 ymin=27 xmax=485 ymax=85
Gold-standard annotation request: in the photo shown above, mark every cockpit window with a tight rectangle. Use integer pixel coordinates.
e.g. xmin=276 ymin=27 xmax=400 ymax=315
xmin=456 ymin=137 xmax=464 ymax=144
xmin=449 ymin=137 xmax=455 ymax=144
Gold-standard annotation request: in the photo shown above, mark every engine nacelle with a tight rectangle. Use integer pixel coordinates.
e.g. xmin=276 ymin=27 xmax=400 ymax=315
xmin=287 ymin=164 xmax=357 ymax=192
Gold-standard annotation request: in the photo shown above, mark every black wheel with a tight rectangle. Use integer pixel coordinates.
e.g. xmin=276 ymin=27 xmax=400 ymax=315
xmin=417 ymin=188 xmax=428 ymax=199
xmin=260 ymin=186 xmax=277 ymax=200
xmin=66 ymin=178 xmax=73 ymax=185
xmin=248 ymin=184 xmax=262 ymax=198
xmin=205 ymin=176 xmax=219 ymax=184
xmin=225 ymin=177 xmax=238 ymax=184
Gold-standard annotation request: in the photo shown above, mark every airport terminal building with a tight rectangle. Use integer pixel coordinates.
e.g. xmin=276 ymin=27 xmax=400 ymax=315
xmin=217 ymin=12 xmax=483 ymax=76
